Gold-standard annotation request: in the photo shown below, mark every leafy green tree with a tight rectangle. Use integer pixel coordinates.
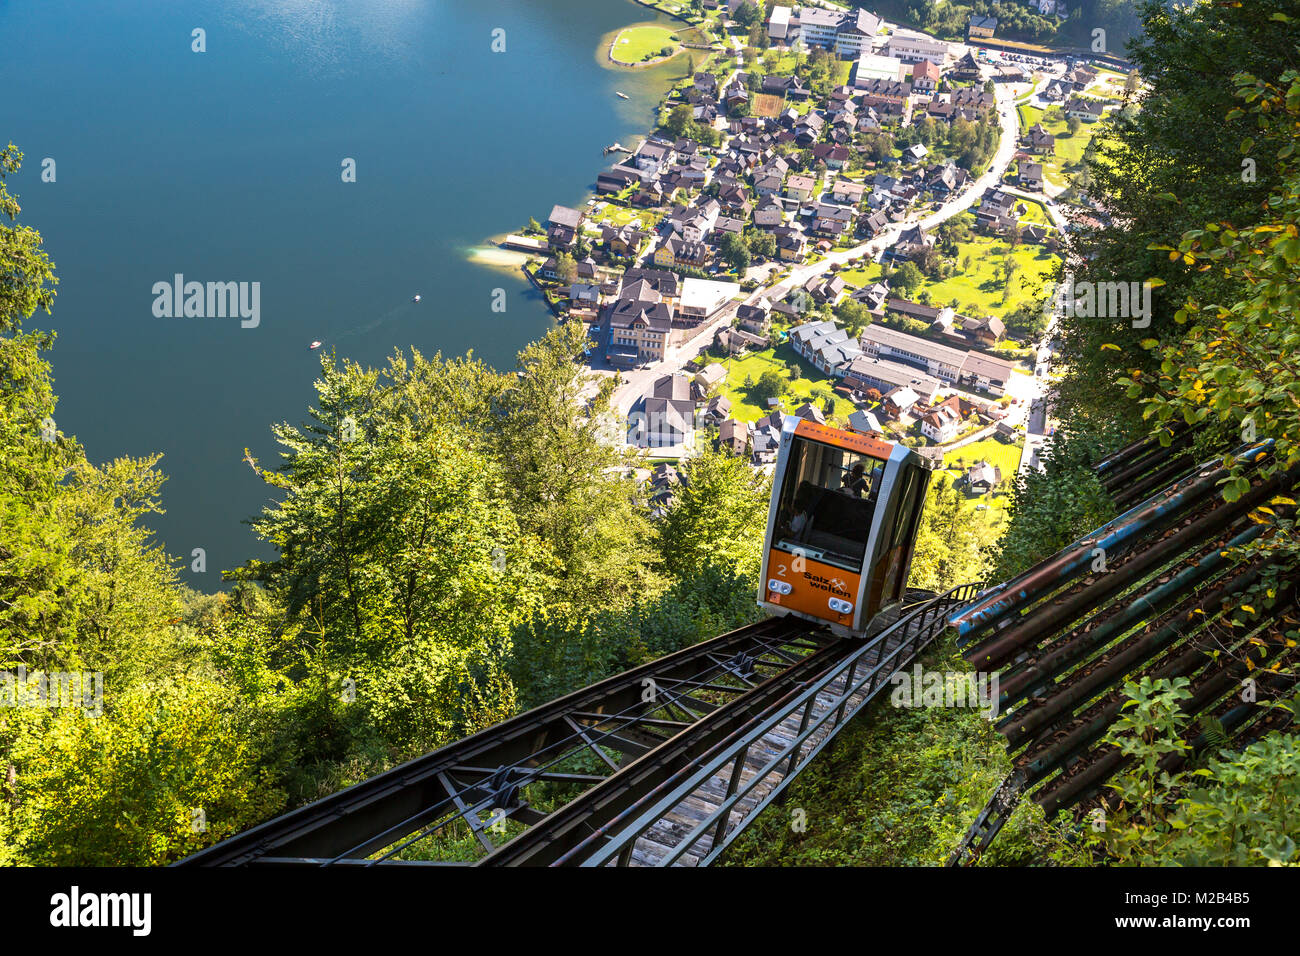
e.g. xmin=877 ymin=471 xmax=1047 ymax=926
xmin=656 ymin=446 xmax=770 ymax=580
xmin=733 ymin=1 xmax=759 ymax=27
xmin=890 ymin=260 xmax=924 ymax=295
xmin=747 ymin=230 xmax=776 ymax=259
xmin=665 ymin=104 xmax=696 ymax=139
xmin=752 ymin=369 xmax=787 ymax=403
xmin=720 ymin=230 xmax=752 ymax=271
xmin=554 ymin=251 xmax=578 ymax=285
xmin=2 ymin=677 xmax=284 ymax=865
xmin=496 ymin=322 xmax=662 ymax=611
xmin=835 ymin=299 xmax=872 ymax=336
xmin=1056 ymin=0 xmax=1300 ymax=435
xmin=907 ymin=476 xmax=991 ymax=592
xmin=237 ymin=349 xmax=533 ymax=752
xmin=1119 ymin=67 xmax=1300 ymax=576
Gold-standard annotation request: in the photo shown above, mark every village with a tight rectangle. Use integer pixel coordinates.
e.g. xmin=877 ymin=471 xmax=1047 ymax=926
xmin=502 ymin=0 xmax=1129 ymax=513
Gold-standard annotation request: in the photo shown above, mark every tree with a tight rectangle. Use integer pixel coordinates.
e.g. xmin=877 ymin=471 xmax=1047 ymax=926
xmin=1004 ymin=300 xmax=1048 ymax=340
xmin=0 ymin=146 xmax=283 ymax=865
xmin=720 ymin=230 xmax=752 ymax=272
xmin=495 ymin=322 xmax=661 ymax=610
xmin=890 ymin=260 xmax=924 ymax=295
xmin=554 ymin=251 xmax=578 ymax=285
xmin=733 ymin=1 xmax=760 ymax=27
xmin=752 ymin=369 xmax=787 ymax=403
xmin=835 ymin=299 xmax=872 ymax=336
xmin=1120 ymin=68 xmax=1300 ymax=573
xmin=747 ymin=230 xmax=776 ymax=260
xmin=665 ymin=104 xmax=696 ymax=139
xmin=1055 ymin=0 xmax=1300 ymax=433
xmin=907 ymin=476 xmax=990 ymax=591
xmin=656 ymin=447 xmax=770 ymax=580
xmin=862 ymin=132 xmax=894 ymax=163
xmin=1066 ymin=114 xmax=1082 ymax=136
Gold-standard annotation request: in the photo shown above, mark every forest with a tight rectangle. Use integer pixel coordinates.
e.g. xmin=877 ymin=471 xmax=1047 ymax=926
xmin=2 ymin=0 xmax=1299 ymax=867
xmin=861 ymin=0 xmax=1144 ymax=48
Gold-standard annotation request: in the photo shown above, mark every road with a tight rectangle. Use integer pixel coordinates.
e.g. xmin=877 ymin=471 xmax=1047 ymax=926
xmin=605 ymin=62 xmax=1059 ymax=446
xmin=734 ymin=72 xmax=1031 ymax=311
xmin=609 ymin=300 xmax=741 ymax=417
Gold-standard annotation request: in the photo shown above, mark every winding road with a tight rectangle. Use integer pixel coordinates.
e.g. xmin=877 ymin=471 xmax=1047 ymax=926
xmin=605 ymin=62 xmax=1065 ymax=433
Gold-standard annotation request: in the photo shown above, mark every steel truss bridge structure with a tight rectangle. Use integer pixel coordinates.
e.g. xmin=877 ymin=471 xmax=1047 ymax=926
xmin=180 ymin=585 xmax=978 ymax=867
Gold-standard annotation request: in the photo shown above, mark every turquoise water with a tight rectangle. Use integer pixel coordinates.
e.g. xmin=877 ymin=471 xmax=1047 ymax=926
xmin=2 ymin=0 xmax=686 ymax=585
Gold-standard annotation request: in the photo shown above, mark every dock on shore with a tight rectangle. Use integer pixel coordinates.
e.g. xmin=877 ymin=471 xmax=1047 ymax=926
xmin=501 ymin=234 xmax=550 ymax=254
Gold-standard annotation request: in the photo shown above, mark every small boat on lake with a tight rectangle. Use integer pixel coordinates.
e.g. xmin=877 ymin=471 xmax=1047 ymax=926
xmin=412 ymin=294 xmax=422 ymax=303
xmin=616 ymin=91 xmax=629 ymax=99
xmin=309 ymin=340 xmax=323 ymax=350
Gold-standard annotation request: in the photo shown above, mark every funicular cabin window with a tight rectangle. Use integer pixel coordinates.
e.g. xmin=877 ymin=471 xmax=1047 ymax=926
xmin=774 ymin=436 xmax=887 ymax=573
xmin=872 ymin=463 xmax=927 ymax=601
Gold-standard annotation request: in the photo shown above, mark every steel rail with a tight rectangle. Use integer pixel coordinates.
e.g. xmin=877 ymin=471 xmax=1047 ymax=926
xmin=477 ymin=630 xmax=855 ymax=866
xmin=177 ymin=616 xmax=822 ymax=866
xmin=567 ymin=583 xmax=981 ymax=867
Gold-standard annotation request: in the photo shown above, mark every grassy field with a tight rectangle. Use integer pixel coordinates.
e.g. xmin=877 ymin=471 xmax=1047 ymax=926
xmin=1014 ymin=196 xmax=1052 ymax=225
xmin=588 ymin=201 xmax=657 ymax=230
xmin=941 ymin=437 xmax=1023 ymax=478
xmin=714 ymin=344 xmax=858 ymax=424
xmin=611 ymin=24 xmax=680 ymax=64
xmin=915 ymin=235 xmax=1060 ymax=318
xmin=1017 ymin=103 xmax=1101 ymax=189
xmin=935 ymin=437 xmax=1023 ymax=522
xmin=837 ymin=261 xmax=885 ymax=288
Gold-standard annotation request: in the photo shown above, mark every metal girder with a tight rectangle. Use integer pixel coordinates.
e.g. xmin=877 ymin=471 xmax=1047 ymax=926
xmin=482 ymin=584 xmax=979 ymax=867
xmin=177 ymin=616 xmax=829 ymax=867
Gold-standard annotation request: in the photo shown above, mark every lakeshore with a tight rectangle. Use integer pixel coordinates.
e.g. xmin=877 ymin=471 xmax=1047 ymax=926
xmin=3 ymin=0 xmax=678 ymax=585
xmin=608 ymin=22 xmax=688 ymax=67
xmin=492 ymin=1 xmax=1123 ymax=498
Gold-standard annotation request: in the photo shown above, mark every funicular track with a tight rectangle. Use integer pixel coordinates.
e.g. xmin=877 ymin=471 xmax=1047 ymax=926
xmin=946 ymin=436 xmax=1300 ymax=865
xmin=179 ymin=587 xmax=967 ymax=867
xmin=486 ymin=583 xmax=978 ymax=866
xmin=178 ymin=615 xmax=830 ymax=866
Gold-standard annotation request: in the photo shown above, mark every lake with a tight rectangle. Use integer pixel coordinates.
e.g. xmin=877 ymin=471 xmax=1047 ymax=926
xmin=1 ymin=0 xmax=691 ymax=586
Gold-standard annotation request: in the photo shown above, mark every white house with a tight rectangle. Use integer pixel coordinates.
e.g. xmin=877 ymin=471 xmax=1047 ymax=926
xmin=679 ymin=277 xmax=740 ymax=322
xmin=768 ymin=4 xmax=792 ymax=40
xmin=920 ymin=403 xmax=961 ymax=443
xmin=799 ymin=7 xmax=880 ymax=57
xmin=884 ymin=32 xmax=950 ymax=65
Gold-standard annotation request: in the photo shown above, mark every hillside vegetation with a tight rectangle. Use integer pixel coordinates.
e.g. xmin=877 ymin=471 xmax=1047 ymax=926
xmin=3 ymin=1 xmax=1299 ymax=866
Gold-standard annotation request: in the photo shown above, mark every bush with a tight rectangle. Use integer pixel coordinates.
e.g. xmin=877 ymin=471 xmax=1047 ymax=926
xmin=2 ymin=678 xmax=285 ymax=865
